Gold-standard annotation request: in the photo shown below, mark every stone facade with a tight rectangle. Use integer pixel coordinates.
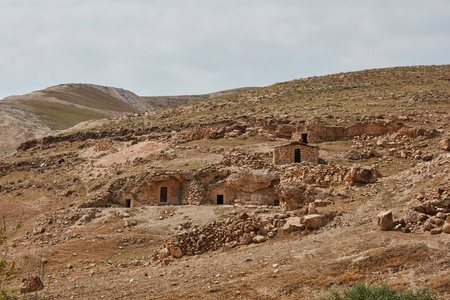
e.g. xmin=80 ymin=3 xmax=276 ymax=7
xmin=102 ymin=168 xmax=282 ymax=208
xmin=273 ymin=142 xmax=319 ymax=165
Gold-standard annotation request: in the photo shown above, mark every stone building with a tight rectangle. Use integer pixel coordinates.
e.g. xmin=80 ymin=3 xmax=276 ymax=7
xmin=273 ymin=142 xmax=319 ymax=165
xmin=104 ymin=169 xmax=282 ymax=208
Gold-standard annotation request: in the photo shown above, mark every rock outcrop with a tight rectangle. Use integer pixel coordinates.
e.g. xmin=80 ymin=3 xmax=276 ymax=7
xmin=20 ymin=275 xmax=43 ymax=294
xmin=439 ymin=138 xmax=450 ymax=151
xmin=346 ymin=166 xmax=381 ymax=184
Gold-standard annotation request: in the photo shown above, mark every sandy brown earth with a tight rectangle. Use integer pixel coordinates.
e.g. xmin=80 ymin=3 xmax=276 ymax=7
xmin=5 ymin=203 xmax=449 ymax=300
xmin=1 ymin=65 xmax=450 ymax=299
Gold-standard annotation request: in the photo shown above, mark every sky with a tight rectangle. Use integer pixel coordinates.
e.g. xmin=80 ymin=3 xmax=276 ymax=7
xmin=1 ymin=0 xmax=449 ymax=99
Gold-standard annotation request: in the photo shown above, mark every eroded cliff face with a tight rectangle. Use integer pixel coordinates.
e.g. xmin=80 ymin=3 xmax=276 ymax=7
xmin=292 ymin=120 xmax=404 ymax=143
xmin=81 ymin=162 xmax=382 ymax=211
xmin=86 ymin=168 xmax=282 ymax=208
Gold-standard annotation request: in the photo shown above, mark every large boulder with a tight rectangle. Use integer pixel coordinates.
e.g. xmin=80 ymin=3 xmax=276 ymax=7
xmin=443 ymin=223 xmax=450 ymax=234
xmin=439 ymin=138 xmax=450 ymax=151
xmin=376 ymin=211 xmax=394 ymax=231
xmin=303 ymin=214 xmax=326 ymax=230
xmin=226 ymin=170 xmax=280 ymax=193
xmin=20 ymin=275 xmax=43 ymax=294
xmin=282 ymin=217 xmax=304 ymax=233
xmin=346 ymin=166 xmax=381 ymax=184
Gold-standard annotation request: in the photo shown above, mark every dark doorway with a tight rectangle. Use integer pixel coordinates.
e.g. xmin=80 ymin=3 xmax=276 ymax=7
xmin=301 ymin=133 xmax=308 ymax=143
xmin=294 ymin=148 xmax=301 ymax=163
xmin=160 ymin=187 xmax=168 ymax=202
xmin=125 ymin=199 xmax=131 ymax=208
xmin=217 ymin=195 xmax=224 ymax=205
xmin=273 ymin=199 xmax=280 ymax=206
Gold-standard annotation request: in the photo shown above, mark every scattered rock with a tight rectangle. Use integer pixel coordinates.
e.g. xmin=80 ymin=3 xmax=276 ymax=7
xmin=430 ymin=228 xmax=442 ymax=235
xmin=20 ymin=275 xmax=43 ymax=294
xmin=282 ymin=217 xmax=304 ymax=233
xmin=346 ymin=166 xmax=381 ymax=184
xmin=438 ymin=138 xmax=450 ymax=151
xmin=303 ymin=214 xmax=326 ymax=230
xmin=376 ymin=211 xmax=394 ymax=231
xmin=443 ymin=223 xmax=450 ymax=234
xmin=169 ymin=246 xmax=183 ymax=258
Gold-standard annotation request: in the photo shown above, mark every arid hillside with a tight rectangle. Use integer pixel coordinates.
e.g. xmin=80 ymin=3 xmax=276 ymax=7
xmin=0 ymin=84 xmax=251 ymax=158
xmin=0 ymin=65 xmax=449 ymax=299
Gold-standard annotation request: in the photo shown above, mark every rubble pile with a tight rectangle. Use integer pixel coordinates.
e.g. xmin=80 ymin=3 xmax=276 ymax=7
xmin=183 ymin=127 xmax=225 ymax=141
xmin=0 ymin=181 xmax=46 ymax=194
xmin=13 ymin=208 xmax=100 ymax=246
xmin=400 ymin=188 xmax=450 ymax=234
xmin=0 ymin=152 xmax=75 ymax=176
xmin=153 ymin=213 xmax=290 ymax=264
xmin=348 ymin=129 xmax=439 ymax=161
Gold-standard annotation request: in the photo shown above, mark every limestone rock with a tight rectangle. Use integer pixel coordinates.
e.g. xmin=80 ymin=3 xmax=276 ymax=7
xmin=346 ymin=166 xmax=381 ymax=184
xmin=430 ymin=227 xmax=442 ymax=235
xmin=159 ymin=248 xmax=170 ymax=262
xmin=282 ymin=217 xmax=304 ymax=233
xmin=20 ymin=275 xmax=43 ymax=294
xmin=376 ymin=211 xmax=394 ymax=231
xmin=224 ymin=241 xmax=238 ymax=249
xmin=239 ymin=233 xmax=253 ymax=245
xmin=252 ymin=235 xmax=267 ymax=243
xmin=303 ymin=214 xmax=326 ymax=230
xmin=169 ymin=246 xmax=183 ymax=258
xmin=438 ymin=138 xmax=450 ymax=151
xmin=307 ymin=203 xmax=317 ymax=214
xmin=226 ymin=170 xmax=280 ymax=193
xmin=443 ymin=223 xmax=450 ymax=234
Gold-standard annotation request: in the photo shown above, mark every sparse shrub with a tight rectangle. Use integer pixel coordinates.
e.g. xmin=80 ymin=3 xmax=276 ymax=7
xmin=320 ymin=282 xmax=438 ymax=300
xmin=14 ymin=220 xmax=22 ymax=231
xmin=91 ymin=182 xmax=105 ymax=191
xmin=1 ymin=214 xmax=17 ymax=299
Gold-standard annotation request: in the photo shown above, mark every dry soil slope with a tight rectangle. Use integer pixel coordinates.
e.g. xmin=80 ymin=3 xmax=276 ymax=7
xmin=142 ymin=87 xmax=255 ymax=107
xmin=0 ymin=84 xmax=153 ymax=158
xmin=0 ymin=84 xmax=254 ymax=158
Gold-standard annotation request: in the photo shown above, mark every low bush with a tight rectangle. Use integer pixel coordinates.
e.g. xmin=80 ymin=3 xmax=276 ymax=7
xmin=321 ymin=282 xmax=438 ymax=300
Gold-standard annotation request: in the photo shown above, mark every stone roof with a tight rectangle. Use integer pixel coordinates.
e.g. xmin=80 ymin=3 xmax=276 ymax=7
xmin=274 ymin=142 xmax=319 ymax=149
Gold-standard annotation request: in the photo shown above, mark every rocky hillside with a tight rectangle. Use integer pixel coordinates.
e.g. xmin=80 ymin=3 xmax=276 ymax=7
xmin=0 ymin=84 xmax=251 ymax=158
xmin=0 ymin=84 xmax=147 ymax=157
xmin=1 ymin=65 xmax=449 ymax=299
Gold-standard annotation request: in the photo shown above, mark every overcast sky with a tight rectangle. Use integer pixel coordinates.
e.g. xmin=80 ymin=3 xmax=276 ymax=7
xmin=1 ymin=0 xmax=449 ymax=99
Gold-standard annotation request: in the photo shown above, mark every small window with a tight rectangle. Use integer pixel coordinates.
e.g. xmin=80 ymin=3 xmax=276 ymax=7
xmin=301 ymin=133 xmax=308 ymax=143
xmin=125 ymin=199 xmax=131 ymax=208
xmin=217 ymin=195 xmax=224 ymax=205
xmin=160 ymin=187 xmax=168 ymax=202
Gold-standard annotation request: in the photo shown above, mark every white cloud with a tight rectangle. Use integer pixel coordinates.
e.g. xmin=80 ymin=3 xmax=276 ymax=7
xmin=0 ymin=0 xmax=449 ymax=99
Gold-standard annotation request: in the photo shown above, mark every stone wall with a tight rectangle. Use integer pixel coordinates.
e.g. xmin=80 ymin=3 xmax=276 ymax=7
xmin=273 ymin=143 xmax=319 ymax=165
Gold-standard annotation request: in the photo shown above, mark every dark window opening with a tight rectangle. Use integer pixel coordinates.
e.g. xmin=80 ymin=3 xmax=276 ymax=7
xmin=160 ymin=187 xmax=168 ymax=202
xmin=217 ymin=195 xmax=224 ymax=205
xmin=301 ymin=133 xmax=308 ymax=143
xmin=125 ymin=199 xmax=131 ymax=208
xmin=294 ymin=148 xmax=301 ymax=163
xmin=273 ymin=199 xmax=280 ymax=206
